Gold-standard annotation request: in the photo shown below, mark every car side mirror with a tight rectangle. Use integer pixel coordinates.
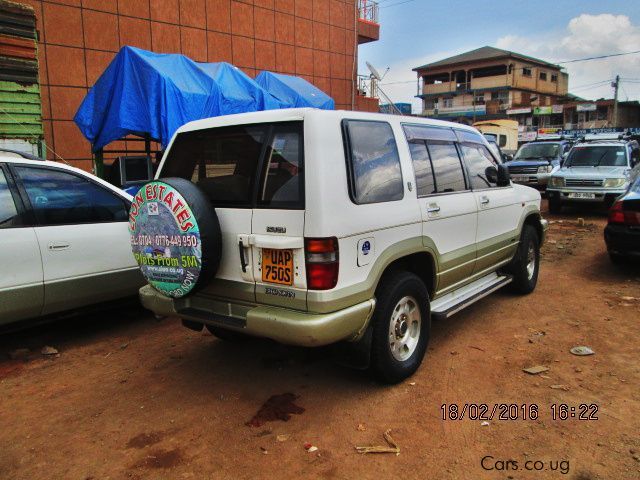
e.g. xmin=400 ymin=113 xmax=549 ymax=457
xmin=486 ymin=165 xmax=510 ymax=187
xmin=503 ymin=154 xmax=513 ymax=162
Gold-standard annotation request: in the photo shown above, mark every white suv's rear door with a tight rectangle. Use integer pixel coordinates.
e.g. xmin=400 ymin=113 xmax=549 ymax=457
xmin=250 ymin=123 xmax=307 ymax=310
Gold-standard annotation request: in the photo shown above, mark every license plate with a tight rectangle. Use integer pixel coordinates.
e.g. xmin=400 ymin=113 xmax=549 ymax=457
xmin=511 ymin=175 xmax=530 ymax=182
xmin=262 ymin=249 xmax=294 ymax=285
xmin=568 ymin=192 xmax=596 ymax=199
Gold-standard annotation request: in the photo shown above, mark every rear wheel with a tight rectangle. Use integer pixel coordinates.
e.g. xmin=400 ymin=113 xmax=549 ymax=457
xmin=508 ymin=225 xmax=540 ymax=294
xmin=548 ymin=197 xmax=562 ymax=214
xmin=370 ymin=272 xmax=430 ymax=384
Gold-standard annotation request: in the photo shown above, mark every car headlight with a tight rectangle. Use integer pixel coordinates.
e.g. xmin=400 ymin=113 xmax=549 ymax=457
xmin=603 ymin=178 xmax=627 ymax=188
xmin=537 ymin=165 xmax=553 ymax=174
xmin=549 ymin=177 xmax=564 ymax=187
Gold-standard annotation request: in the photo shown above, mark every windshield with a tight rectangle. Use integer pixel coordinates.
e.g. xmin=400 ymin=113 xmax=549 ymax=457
xmin=565 ymin=146 xmax=627 ymax=167
xmin=514 ymin=143 xmax=560 ymax=160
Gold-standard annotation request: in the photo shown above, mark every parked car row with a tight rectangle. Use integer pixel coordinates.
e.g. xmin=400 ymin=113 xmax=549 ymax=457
xmin=504 ymin=135 xmax=640 ymax=264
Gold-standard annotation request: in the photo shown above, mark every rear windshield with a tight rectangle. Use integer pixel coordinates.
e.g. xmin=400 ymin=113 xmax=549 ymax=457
xmin=161 ymin=122 xmax=304 ymax=209
xmin=514 ymin=143 xmax=560 ymax=160
xmin=565 ymin=146 xmax=627 ymax=167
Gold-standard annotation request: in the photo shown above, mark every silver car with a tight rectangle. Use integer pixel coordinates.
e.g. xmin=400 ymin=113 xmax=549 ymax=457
xmin=546 ymin=139 xmax=640 ymax=213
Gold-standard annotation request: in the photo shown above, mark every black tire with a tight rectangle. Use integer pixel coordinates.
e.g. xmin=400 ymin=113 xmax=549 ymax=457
xmin=206 ymin=325 xmax=249 ymax=342
xmin=609 ymin=252 xmax=625 ymax=265
xmin=130 ymin=177 xmax=222 ymax=298
xmin=370 ymin=272 xmax=430 ymax=384
xmin=548 ymin=197 xmax=562 ymax=214
xmin=508 ymin=225 xmax=540 ymax=294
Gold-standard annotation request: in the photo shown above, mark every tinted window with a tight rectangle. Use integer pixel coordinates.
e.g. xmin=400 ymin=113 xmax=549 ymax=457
xmin=15 ymin=167 xmax=128 ymax=226
xmin=163 ymin=125 xmax=267 ymax=207
xmin=427 ymin=142 xmax=467 ymax=193
xmin=565 ymin=146 xmax=627 ymax=167
xmin=259 ymin=125 xmax=303 ymax=207
xmin=408 ymin=142 xmax=436 ymax=196
xmin=162 ymin=122 xmax=303 ymax=208
xmin=455 ymin=129 xmax=485 ymax=144
xmin=514 ymin=143 xmax=560 ymax=160
xmin=345 ymin=120 xmax=403 ymax=204
xmin=460 ymin=144 xmax=499 ymax=189
xmin=403 ymin=124 xmax=456 ymax=142
xmin=0 ymin=169 xmax=20 ymax=228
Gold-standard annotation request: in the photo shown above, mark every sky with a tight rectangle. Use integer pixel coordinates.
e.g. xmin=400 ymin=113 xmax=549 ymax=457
xmin=358 ymin=0 xmax=640 ymax=113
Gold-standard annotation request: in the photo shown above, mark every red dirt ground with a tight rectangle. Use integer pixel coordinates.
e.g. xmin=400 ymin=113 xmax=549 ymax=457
xmin=1 ymin=201 xmax=639 ymax=479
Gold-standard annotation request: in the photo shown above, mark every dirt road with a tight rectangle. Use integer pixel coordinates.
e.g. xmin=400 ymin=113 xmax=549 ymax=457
xmin=1 ymin=203 xmax=639 ymax=480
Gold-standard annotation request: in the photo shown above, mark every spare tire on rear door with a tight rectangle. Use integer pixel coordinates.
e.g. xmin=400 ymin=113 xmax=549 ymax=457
xmin=128 ymin=177 xmax=221 ymax=298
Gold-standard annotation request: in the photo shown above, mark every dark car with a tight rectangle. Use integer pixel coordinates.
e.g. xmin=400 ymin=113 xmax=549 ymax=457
xmin=506 ymin=140 xmax=573 ymax=190
xmin=604 ymin=174 xmax=640 ymax=263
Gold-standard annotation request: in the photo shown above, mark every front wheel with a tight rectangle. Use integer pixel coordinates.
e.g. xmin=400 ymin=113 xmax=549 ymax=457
xmin=508 ymin=225 xmax=540 ymax=294
xmin=370 ymin=272 xmax=430 ymax=384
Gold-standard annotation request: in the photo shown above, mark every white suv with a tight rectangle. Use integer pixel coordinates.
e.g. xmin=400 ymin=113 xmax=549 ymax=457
xmin=133 ymin=109 xmax=547 ymax=383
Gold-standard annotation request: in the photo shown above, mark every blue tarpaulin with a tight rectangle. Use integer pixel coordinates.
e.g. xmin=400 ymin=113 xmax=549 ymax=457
xmin=255 ymin=71 xmax=335 ymax=110
xmin=74 ymin=47 xmax=295 ymax=151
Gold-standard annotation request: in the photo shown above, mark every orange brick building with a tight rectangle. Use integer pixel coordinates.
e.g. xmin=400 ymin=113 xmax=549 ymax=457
xmin=17 ymin=0 xmax=379 ymax=170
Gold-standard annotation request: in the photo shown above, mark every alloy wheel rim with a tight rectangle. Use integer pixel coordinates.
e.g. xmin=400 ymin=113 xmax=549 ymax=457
xmin=526 ymin=242 xmax=536 ymax=280
xmin=388 ymin=296 xmax=421 ymax=362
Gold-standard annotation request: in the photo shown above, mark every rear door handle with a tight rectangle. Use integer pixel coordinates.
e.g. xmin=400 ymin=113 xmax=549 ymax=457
xmin=427 ymin=203 xmax=440 ymax=214
xmin=238 ymin=240 xmax=248 ymax=273
xmin=480 ymin=196 xmax=490 ymax=205
xmin=48 ymin=242 xmax=70 ymax=251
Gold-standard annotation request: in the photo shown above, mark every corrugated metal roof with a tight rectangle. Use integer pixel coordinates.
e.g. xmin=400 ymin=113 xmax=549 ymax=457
xmin=413 ymin=46 xmax=561 ymax=72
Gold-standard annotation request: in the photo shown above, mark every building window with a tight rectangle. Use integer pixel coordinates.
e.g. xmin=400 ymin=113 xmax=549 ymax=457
xmin=474 ymin=92 xmax=485 ymax=105
xmin=491 ymin=91 xmax=509 ymax=103
xmin=522 ymin=67 xmax=532 ymax=77
xmin=443 ymin=98 xmax=453 ymax=108
xmin=539 ymin=72 xmax=547 ymax=81
xmin=425 ymin=99 xmax=436 ymax=110
xmin=551 ymin=74 xmax=558 ymax=83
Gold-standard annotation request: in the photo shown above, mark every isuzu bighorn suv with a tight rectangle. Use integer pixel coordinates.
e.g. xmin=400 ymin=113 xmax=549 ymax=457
xmin=547 ymin=138 xmax=640 ymax=213
xmin=132 ymin=109 xmax=547 ymax=383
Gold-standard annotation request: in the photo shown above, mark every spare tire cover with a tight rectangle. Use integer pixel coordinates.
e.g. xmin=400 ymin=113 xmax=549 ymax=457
xmin=129 ymin=177 xmax=221 ymax=298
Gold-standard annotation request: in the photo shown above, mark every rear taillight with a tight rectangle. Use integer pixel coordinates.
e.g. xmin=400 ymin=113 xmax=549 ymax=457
xmin=609 ymin=201 xmax=640 ymax=225
xmin=305 ymin=237 xmax=339 ymax=290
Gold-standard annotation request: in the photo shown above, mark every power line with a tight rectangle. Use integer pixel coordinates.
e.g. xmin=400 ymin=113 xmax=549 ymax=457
xmin=557 ymin=49 xmax=640 ymax=64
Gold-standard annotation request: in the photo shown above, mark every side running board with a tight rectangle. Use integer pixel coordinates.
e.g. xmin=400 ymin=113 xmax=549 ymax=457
xmin=430 ymin=272 xmax=513 ymax=321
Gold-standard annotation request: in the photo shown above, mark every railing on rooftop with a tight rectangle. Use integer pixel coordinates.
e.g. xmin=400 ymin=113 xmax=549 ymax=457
xmin=358 ymin=0 xmax=379 ymax=24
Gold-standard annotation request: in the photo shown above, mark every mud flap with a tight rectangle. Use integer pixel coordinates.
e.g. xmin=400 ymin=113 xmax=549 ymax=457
xmin=331 ymin=325 xmax=373 ymax=370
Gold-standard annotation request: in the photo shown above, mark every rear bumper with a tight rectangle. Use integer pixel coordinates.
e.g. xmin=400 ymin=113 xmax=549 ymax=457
xmin=604 ymin=224 xmax=640 ymax=256
xmin=139 ymin=284 xmax=376 ymax=347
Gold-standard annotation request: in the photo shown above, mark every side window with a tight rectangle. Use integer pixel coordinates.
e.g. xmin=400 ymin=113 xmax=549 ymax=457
xmin=0 ymin=168 xmax=20 ymax=228
xmin=459 ymin=144 xmax=499 ymax=190
xmin=427 ymin=142 xmax=467 ymax=193
xmin=499 ymin=135 xmax=507 ymax=148
xmin=14 ymin=167 xmax=128 ymax=226
xmin=259 ymin=124 xmax=304 ymax=208
xmin=408 ymin=142 xmax=436 ymax=196
xmin=344 ymin=120 xmax=403 ymax=204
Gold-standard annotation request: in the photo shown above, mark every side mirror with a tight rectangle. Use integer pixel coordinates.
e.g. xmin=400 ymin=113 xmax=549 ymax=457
xmin=503 ymin=154 xmax=513 ymax=162
xmin=486 ymin=165 xmax=510 ymax=187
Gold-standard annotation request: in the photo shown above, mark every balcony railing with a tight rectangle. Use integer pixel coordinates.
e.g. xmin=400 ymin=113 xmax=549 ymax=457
xmin=358 ymin=0 xmax=378 ymax=24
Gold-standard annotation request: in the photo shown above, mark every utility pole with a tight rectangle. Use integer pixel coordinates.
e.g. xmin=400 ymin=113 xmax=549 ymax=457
xmin=612 ymin=75 xmax=620 ymax=127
